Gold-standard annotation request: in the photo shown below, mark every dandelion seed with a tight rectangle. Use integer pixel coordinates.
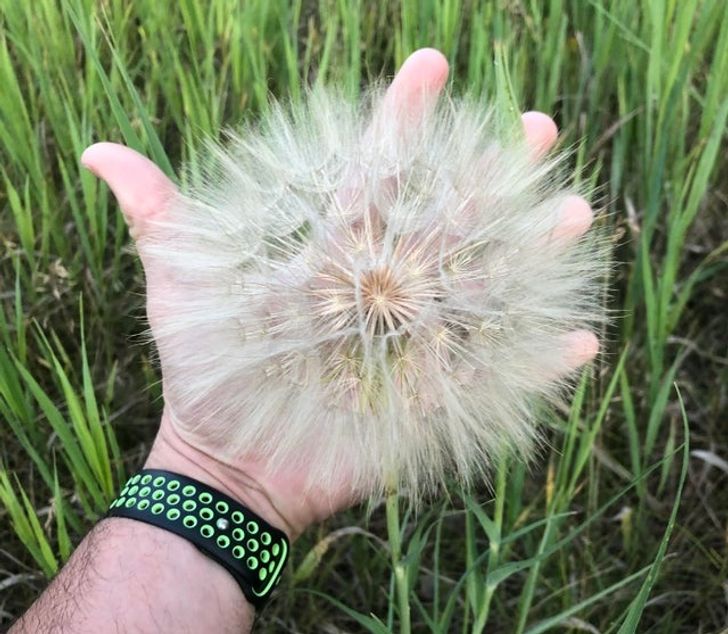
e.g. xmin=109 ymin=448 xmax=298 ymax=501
xmin=142 ymin=86 xmax=607 ymax=502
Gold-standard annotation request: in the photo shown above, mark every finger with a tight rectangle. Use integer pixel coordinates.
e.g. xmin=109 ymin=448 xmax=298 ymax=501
xmin=521 ymin=111 xmax=558 ymax=159
xmin=81 ymin=142 xmax=177 ymax=240
xmin=382 ymin=47 xmax=449 ymax=121
xmin=366 ymin=48 xmax=449 ymax=141
xmin=551 ymin=195 xmax=594 ymax=242
xmin=347 ymin=48 xmax=449 ymax=209
xmin=562 ymin=330 xmax=600 ymax=368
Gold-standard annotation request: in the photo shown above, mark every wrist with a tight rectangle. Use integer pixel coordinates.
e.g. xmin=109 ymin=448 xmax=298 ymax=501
xmin=146 ymin=411 xmax=303 ymax=541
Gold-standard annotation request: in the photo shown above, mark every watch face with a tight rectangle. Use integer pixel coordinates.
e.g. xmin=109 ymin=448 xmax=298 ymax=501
xmin=109 ymin=470 xmax=289 ymax=604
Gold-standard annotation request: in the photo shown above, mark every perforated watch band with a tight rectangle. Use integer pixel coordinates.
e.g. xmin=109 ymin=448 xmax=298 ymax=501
xmin=105 ymin=468 xmax=289 ymax=608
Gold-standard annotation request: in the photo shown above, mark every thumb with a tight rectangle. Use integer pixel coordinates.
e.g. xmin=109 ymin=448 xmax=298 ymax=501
xmin=81 ymin=142 xmax=177 ymax=240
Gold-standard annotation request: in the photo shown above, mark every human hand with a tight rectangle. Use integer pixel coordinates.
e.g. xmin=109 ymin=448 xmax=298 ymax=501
xmin=81 ymin=48 xmax=598 ymax=541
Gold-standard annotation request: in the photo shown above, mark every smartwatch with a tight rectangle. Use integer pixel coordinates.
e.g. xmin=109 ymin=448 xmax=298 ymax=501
xmin=106 ymin=468 xmax=290 ymax=608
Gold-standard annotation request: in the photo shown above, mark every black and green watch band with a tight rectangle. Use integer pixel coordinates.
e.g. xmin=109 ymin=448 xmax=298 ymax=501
xmin=105 ymin=468 xmax=289 ymax=608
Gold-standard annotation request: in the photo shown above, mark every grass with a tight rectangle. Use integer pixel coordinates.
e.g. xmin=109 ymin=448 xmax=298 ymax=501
xmin=1 ymin=0 xmax=727 ymax=631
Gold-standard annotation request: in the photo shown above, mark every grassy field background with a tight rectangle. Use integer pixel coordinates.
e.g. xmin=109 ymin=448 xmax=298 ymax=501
xmin=1 ymin=0 xmax=727 ymax=632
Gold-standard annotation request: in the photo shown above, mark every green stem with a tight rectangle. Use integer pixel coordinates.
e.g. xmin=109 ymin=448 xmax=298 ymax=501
xmin=473 ymin=459 xmax=507 ymax=632
xmin=386 ymin=486 xmax=411 ymax=634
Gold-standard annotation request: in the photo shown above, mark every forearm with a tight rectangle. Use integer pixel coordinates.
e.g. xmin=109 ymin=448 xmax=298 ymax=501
xmin=10 ymin=516 xmax=253 ymax=634
xmin=10 ymin=416 xmax=300 ymax=634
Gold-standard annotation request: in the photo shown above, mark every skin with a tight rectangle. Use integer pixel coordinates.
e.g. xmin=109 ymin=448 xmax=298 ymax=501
xmin=10 ymin=48 xmax=598 ymax=633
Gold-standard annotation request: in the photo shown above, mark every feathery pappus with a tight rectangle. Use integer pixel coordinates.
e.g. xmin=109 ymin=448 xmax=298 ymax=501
xmin=141 ymin=86 xmax=607 ymax=502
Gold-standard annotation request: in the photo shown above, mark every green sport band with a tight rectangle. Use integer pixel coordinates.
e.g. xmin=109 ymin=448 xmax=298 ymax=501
xmin=105 ymin=468 xmax=289 ymax=608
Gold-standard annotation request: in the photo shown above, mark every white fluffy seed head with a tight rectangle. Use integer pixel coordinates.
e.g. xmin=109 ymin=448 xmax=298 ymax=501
xmin=141 ymin=86 xmax=608 ymax=502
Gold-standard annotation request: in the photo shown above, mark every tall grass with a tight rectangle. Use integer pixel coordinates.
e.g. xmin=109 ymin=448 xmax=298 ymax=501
xmin=1 ymin=1 xmax=726 ymax=631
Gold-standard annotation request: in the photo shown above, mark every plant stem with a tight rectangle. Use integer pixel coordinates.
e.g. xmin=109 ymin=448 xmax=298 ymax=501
xmin=473 ymin=459 xmax=507 ymax=632
xmin=386 ymin=486 xmax=410 ymax=634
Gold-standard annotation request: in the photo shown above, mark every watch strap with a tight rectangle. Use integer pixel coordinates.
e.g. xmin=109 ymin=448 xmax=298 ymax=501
xmin=105 ymin=468 xmax=289 ymax=608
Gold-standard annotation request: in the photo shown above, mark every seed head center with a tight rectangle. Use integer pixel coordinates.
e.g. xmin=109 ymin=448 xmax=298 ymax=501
xmin=360 ymin=266 xmax=413 ymax=335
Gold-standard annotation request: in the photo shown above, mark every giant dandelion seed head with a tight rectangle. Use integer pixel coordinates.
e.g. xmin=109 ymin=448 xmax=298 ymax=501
xmin=141 ymin=86 xmax=607 ymax=502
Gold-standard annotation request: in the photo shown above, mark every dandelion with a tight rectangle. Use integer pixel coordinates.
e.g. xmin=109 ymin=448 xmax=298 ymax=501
xmin=140 ymin=86 xmax=606 ymax=502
